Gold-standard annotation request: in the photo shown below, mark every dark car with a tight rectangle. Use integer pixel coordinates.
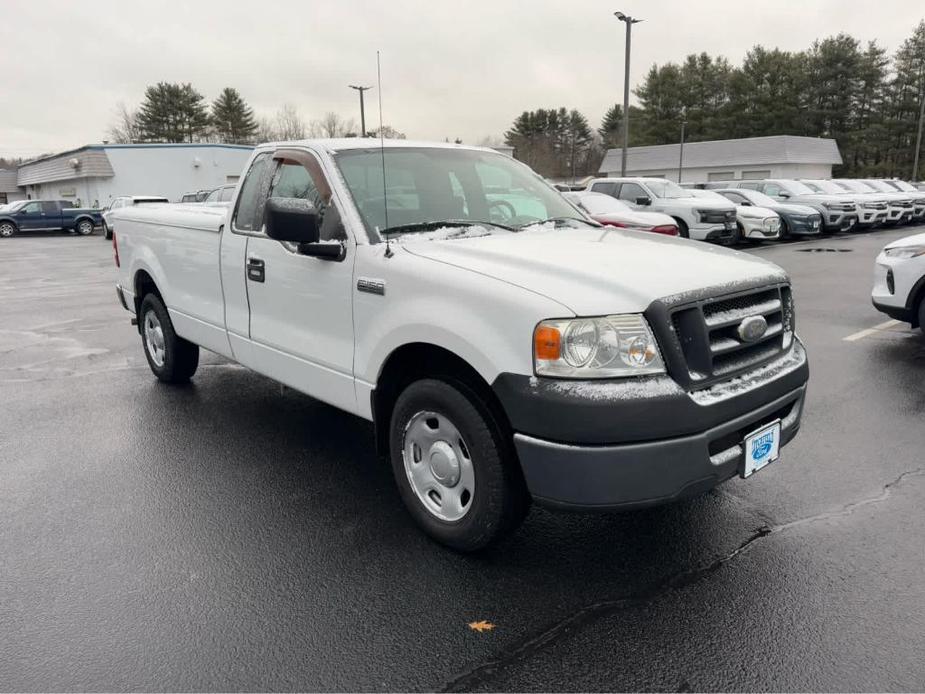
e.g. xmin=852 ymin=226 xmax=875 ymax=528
xmin=713 ymin=188 xmax=822 ymax=238
xmin=0 ymin=200 xmax=103 ymax=238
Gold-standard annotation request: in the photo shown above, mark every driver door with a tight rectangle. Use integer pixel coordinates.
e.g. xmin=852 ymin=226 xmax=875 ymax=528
xmin=245 ymin=148 xmax=358 ymax=415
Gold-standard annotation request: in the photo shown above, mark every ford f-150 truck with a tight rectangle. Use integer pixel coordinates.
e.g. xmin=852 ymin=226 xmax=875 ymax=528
xmin=0 ymin=199 xmax=102 ymax=237
xmin=111 ymin=139 xmax=809 ymax=551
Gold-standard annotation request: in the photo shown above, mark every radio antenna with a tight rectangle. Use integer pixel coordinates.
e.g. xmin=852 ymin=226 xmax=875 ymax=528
xmin=377 ymin=50 xmax=392 ymax=257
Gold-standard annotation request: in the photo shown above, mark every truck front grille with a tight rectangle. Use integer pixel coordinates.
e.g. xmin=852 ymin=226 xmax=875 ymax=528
xmin=668 ymin=285 xmax=793 ymax=386
xmin=701 ymin=210 xmax=735 ymax=224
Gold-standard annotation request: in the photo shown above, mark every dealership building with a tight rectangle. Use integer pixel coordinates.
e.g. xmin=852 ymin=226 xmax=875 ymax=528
xmin=598 ymin=135 xmax=843 ymax=184
xmin=11 ymin=143 xmax=254 ymax=206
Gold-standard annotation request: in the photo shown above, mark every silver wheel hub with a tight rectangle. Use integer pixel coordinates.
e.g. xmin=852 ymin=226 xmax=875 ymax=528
xmin=402 ymin=411 xmax=474 ymax=522
xmin=143 ymin=310 xmax=166 ymax=368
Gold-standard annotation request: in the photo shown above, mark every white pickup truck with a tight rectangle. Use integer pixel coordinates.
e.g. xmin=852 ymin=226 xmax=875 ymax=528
xmin=112 ymin=139 xmax=809 ymax=551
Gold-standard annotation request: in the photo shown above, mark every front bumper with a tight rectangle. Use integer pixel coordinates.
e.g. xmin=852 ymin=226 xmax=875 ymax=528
xmin=823 ymin=211 xmax=857 ymax=231
xmin=691 ymin=222 xmax=736 ymax=242
xmin=739 ymin=218 xmax=780 ymax=240
xmin=495 ymin=340 xmax=809 ymax=509
xmin=857 ymin=208 xmax=888 ymax=226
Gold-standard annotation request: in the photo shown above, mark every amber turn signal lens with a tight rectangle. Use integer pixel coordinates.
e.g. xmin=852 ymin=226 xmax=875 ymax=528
xmin=534 ymin=325 xmax=562 ymax=360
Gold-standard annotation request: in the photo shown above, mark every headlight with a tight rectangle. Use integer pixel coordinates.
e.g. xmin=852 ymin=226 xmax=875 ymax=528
xmin=883 ymin=245 xmax=925 ymax=259
xmin=534 ymin=314 xmax=665 ymax=378
xmin=694 ymin=209 xmax=710 ymax=222
xmin=764 ymin=217 xmax=780 ymax=231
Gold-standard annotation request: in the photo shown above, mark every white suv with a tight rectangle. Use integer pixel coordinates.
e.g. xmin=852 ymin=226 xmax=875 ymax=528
xmin=872 ymin=232 xmax=925 ymax=334
xmin=585 ymin=177 xmax=737 ymax=242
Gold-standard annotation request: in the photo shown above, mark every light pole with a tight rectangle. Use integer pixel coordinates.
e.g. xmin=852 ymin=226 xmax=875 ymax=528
xmin=678 ymin=107 xmax=687 ymax=184
xmin=913 ymin=76 xmax=925 ymax=181
xmin=615 ymin=11 xmax=642 ymax=177
xmin=349 ymin=85 xmax=372 ymax=137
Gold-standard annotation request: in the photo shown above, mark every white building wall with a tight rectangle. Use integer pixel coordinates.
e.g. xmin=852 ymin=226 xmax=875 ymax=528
xmin=607 ymin=162 xmax=834 ymax=183
xmin=22 ymin=145 xmax=253 ymax=205
xmin=100 ymin=145 xmax=253 ymax=203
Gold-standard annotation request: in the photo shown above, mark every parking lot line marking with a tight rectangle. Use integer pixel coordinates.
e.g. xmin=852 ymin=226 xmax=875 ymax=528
xmin=843 ymin=319 xmax=901 ymax=342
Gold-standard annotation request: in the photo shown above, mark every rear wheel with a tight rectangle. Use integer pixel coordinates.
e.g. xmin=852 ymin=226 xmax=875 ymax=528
xmin=0 ymin=222 xmax=15 ymax=238
xmin=389 ymin=378 xmax=530 ymax=551
xmin=675 ymin=219 xmax=689 ymax=239
xmin=76 ymin=219 xmax=94 ymax=236
xmin=139 ymin=294 xmax=199 ymax=383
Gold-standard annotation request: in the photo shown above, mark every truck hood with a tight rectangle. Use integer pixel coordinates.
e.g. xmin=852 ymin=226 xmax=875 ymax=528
xmin=401 ymin=226 xmax=787 ymax=316
xmin=771 ymin=202 xmax=819 ymax=216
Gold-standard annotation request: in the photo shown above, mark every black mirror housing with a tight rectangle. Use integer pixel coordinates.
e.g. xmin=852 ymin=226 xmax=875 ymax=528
xmin=635 ymin=196 xmax=651 ymax=206
xmin=265 ymin=197 xmax=321 ymax=244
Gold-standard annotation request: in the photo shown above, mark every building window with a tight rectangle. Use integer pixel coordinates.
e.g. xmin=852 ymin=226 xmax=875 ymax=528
xmin=742 ymin=170 xmax=771 ymax=180
xmin=707 ymin=171 xmax=735 ymax=181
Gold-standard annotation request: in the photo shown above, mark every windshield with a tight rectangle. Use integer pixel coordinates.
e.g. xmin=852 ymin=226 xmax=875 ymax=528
xmin=861 ymin=180 xmax=894 ymax=193
xmin=805 ymin=180 xmax=845 ymax=195
xmin=836 ymin=180 xmax=873 ymax=193
xmin=334 ymin=147 xmax=585 ymax=238
xmin=574 ymin=193 xmax=631 ymax=216
xmin=7 ymin=200 xmax=27 ymax=212
xmin=645 ymin=179 xmax=690 ymax=199
xmin=736 ymin=189 xmax=778 ymax=206
xmin=782 ymin=181 xmax=815 ymax=195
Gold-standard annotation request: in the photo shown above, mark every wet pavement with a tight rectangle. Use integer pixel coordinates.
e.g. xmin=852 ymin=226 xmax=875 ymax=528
xmin=2 ymin=227 xmax=924 ymax=691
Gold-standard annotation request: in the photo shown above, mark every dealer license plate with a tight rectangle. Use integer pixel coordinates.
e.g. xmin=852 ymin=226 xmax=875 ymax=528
xmin=741 ymin=420 xmax=781 ymax=478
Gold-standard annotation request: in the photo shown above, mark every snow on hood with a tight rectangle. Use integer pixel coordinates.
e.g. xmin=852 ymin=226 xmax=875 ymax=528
xmin=884 ymin=232 xmax=925 ymax=249
xmin=400 ymin=225 xmax=788 ymax=316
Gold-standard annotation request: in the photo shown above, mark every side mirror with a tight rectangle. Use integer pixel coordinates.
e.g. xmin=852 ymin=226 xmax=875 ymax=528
xmin=778 ymin=192 xmax=790 ymax=199
xmin=264 ymin=198 xmax=345 ymax=261
xmin=740 ymin=201 xmax=753 ymax=206
xmin=635 ymin=196 xmax=652 ymax=206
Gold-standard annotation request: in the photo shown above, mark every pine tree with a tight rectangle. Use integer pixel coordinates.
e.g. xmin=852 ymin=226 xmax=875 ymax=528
xmin=136 ymin=82 xmax=211 ymax=143
xmin=211 ymin=88 xmax=258 ymax=144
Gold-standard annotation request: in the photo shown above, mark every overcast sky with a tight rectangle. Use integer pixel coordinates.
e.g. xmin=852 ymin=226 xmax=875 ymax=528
xmin=1 ymin=0 xmax=922 ymax=157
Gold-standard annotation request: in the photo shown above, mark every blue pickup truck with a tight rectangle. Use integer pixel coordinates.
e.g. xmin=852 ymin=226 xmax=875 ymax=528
xmin=0 ymin=200 xmax=103 ymax=238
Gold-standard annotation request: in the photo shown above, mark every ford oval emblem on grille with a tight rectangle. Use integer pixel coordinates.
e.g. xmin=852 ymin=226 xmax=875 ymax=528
xmin=737 ymin=315 xmax=768 ymax=343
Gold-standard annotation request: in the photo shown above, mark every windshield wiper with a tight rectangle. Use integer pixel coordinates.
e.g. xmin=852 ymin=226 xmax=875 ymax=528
xmin=514 ymin=216 xmax=591 ymax=230
xmin=380 ymin=219 xmax=514 ymax=237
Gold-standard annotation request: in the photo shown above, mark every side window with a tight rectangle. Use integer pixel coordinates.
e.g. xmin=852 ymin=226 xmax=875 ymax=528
xmin=763 ymin=183 xmax=781 ymax=197
xmin=269 ymin=156 xmax=345 ymax=241
xmin=724 ymin=191 xmax=745 ymax=204
xmin=204 ymin=188 xmax=222 ymax=203
xmin=21 ymin=202 xmax=41 ymax=214
xmin=41 ymin=202 xmax=59 ymax=214
xmin=232 ymin=152 xmax=273 ymax=232
xmin=617 ymin=182 xmax=647 ymax=203
xmin=590 ymin=181 xmax=617 ymax=196
xmin=220 ymin=186 xmax=235 ymax=202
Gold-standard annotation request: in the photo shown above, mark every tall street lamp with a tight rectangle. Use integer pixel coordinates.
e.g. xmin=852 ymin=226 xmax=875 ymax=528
xmin=615 ymin=11 xmax=642 ymax=177
xmin=349 ymin=85 xmax=372 ymax=137
xmin=678 ymin=107 xmax=687 ymax=184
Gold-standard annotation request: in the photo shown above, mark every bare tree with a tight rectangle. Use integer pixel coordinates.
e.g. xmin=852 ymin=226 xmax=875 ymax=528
xmin=255 ymin=115 xmax=279 ymax=143
xmin=311 ymin=112 xmax=358 ymax=138
xmin=367 ymin=125 xmax=406 ymax=139
xmin=107 ymin=102 xmax=140 ymax=143
xmin=275 ymin=104 xmax=307 ymax=140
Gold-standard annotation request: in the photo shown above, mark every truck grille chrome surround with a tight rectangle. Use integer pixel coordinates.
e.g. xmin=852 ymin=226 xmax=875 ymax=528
xmin=646 ymin=283 xmax=794 ymax=391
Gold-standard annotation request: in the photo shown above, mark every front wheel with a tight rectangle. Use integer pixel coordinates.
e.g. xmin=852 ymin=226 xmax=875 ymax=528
xmin=76 ymin=219 xmax=94 ymax=236
xmin=918 ymin=297 xmax=925 ymax=339
xmin=389 ymin=378 xmax=530 ymax=551
xmin=103 ymin=222 xmax=112 ymax=240
xmin=139 ymin=294 xmax=199 ymax=383
xmin=675 ymin=219 xmax=690 ymax=239
xmin=0 ymin=222 xmax=15 ymax=238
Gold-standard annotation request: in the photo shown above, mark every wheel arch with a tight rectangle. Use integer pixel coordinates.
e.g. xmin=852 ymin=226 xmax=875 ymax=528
xmin=370 ymin=342 xmax=513 ymax=458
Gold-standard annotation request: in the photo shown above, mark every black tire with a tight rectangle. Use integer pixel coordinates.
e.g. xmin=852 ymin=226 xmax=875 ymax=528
xmin=918 ymin=297 xmax=925 ymax=339
xmin=103 ymin=222 xmax=112 ymax=240
xmin=734 ymin=222 xmax=745 ymax=244
xmin=0 ymin=221 xmax=16 ymax=238
xmin=779 ymin=218 xmax=791 ymax=240
xmin=75 ymin=219 xmax=94 ymax=236
xmin=675 ymin=218 xmax=689 ymax=239
xmin=138 ymin=293 xmax=199 ymax=383
xmin=389 ymin=378 xmax=530 ymax=551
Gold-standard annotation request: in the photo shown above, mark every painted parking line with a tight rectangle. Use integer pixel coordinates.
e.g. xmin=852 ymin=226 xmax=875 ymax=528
xmin=843 ymin=319 xmax=901 ymax=342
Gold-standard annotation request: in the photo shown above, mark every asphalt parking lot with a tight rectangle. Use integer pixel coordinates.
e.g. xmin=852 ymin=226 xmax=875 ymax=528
xmin=2 ymin=227 xmax=924 ymax=692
